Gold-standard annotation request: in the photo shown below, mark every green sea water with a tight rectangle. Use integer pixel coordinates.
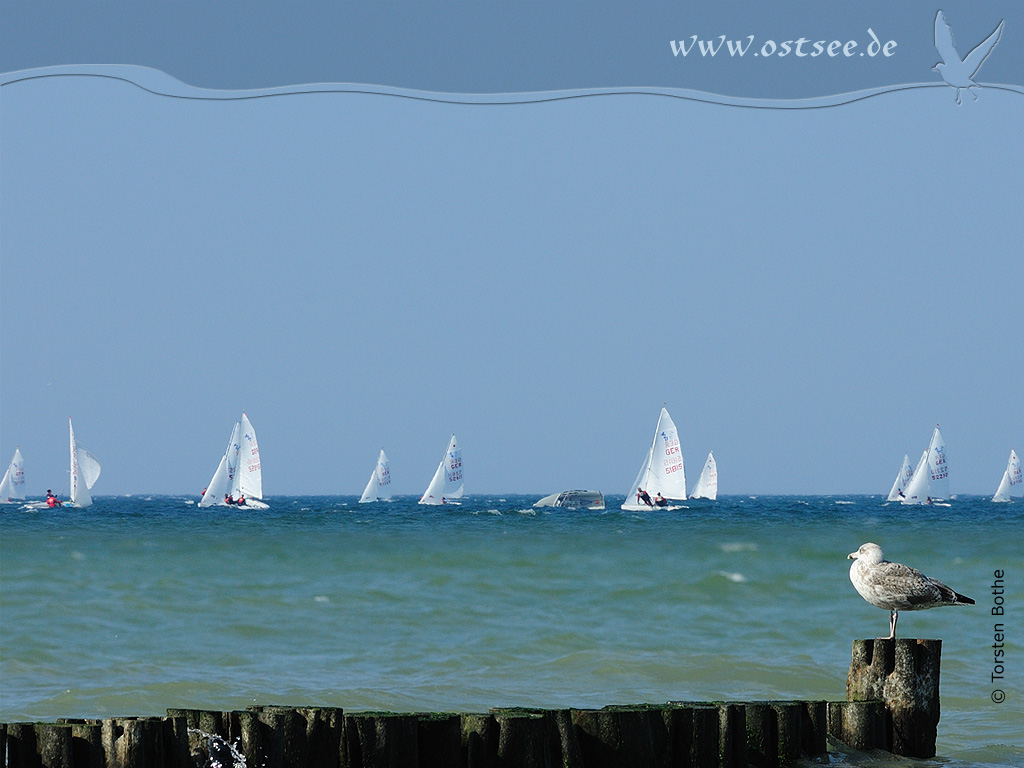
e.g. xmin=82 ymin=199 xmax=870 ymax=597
xmin=1 ymin=495 xmax=1020 ymax=766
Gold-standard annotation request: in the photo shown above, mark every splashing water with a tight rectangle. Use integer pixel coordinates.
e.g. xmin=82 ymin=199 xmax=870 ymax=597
xmin=187 ymin=728 xmax=247 ymax=768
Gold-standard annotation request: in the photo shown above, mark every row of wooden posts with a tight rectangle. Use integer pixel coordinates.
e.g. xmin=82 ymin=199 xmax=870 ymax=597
xmin=1 ymin=639 xmax=942 ymax=768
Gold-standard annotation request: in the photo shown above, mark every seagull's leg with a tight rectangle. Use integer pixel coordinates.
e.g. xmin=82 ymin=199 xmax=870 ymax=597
xmin=888 ymin=610 xmax=898 ymax=640
xmin=955 ymin=88 xmax=963 ymax=106
xmin=970 ymin=85 xmax=979 ymax=101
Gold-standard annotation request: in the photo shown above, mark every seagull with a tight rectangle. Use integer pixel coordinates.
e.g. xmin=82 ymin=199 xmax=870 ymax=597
xmin=848 ymin=542 xmax=974 ymax=639
xmin=933 ymin=10 xmax=1005 ymax=105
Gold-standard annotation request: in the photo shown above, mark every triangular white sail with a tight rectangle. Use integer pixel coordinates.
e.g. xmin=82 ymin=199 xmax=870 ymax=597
xmin=232 ymin=413 xmax=263 ymax=500
xmin=690 ymin=451 xmax=718 ymax=500
xmin=69 ymin=418 xmax=100 ymax=508
xmin=0 ymin=447 xmax=26 ymax=501
xmin=992 ymin=449 xmax=1021 ymax=502
xmin=419 ymin=434 xmax=463 ymax=505
xmin=622 ymin=407 xmax=687 ymax=510
xmin=886 ymin=453 xmax=915 ymax=501
xmin=360 ymin=449 xmax=392 ymax=503
xmin=200 ymin=421 xmax=240 ymax=507
xmin=901 ymin=426 xmax=948 ymax=504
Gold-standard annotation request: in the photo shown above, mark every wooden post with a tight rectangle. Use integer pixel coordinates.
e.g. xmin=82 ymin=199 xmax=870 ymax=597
xmin=847 ymin=638 xmax=941 ymax=758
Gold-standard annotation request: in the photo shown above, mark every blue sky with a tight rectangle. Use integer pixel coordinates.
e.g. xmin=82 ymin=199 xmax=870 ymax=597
xmin=1 ymin=5 xmax=1021 ymax=496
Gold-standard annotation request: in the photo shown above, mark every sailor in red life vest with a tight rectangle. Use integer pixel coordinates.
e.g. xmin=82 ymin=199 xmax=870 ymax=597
xmin=225 ymin=493 xmax=233 ymax=505
xmin=237 ymin=494 xmax=246 ymax=506
xmin=46 ymin=489 xmax=59 ymax=508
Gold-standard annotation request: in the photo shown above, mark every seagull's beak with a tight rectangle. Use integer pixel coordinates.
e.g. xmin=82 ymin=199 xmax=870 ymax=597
xmin=848 ymin=552 xmax=858 ymax=560
xmin=931 ymin=64 xmax=940 ymax=72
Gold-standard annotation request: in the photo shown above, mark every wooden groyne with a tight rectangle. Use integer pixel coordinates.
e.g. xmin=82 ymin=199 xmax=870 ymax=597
xmin=1 ymin=639 xmax=943 ymax=767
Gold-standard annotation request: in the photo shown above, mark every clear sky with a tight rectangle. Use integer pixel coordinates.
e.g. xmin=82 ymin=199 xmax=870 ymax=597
xmin=1 ymin=4 xmax=1021 ymax=496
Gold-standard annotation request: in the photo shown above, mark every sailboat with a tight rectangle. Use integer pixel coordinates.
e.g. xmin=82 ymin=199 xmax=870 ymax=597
xmin=886 ymin=453 xmax=915 ymax=502
xmin=0 ymin=447 xmax=26 ymax=502
xmin=900 ymin=425 xmax=949 ymax=505
xmin=419 ymin=434 xmax=463 ymax=505
xmin=69 ymin=418 xmax=101 ymax=508
xmin=199 ymin=413 xmax=268 ymax=509
xmin=992 ymin=449 xmax=1021 ymax=502
xmin=689 ymin=451 xmax=718 ymax=500
xmin=359 ymin=449 xmax=392 ymax=503
xmin=622 ymin=407 xmax=687 ymax=510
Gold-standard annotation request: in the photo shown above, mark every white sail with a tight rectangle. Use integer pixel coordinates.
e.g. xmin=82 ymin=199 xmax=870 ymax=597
xmin=901 ymin=426 xmax=948 ymax=504
xmin=622 ymin=407 xmax=687 ymax=510
xmin=690 ymin=451 xmax=718 ymax=500
xmin=992 ymin=449 xmax=1021 ymax=502
xmin=232 ymin=413 xmax=263 ymax=500
xmin=419 ymin=434 xmax=463 ymax=505
xmin=360 ymin=449 xmax=392 ymax=503
xmin=200 ymin=421 xmax=239 ymax=507
xmin=886 ymin=453 xmax=914 ymax=501
xmin=69 ymin=418 xmax=100 ymax=508
xmin=0 ymin=447 xmax=26 ymax=501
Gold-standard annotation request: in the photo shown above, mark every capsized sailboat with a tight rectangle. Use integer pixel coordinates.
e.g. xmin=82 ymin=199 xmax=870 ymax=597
xmin=901 ymin=425 xmax=949 ymax=505
xmin=69 ymin=418 xmax=101 ymax=508
xmin=359 ymin=449 xmax=392 ymax=503
xmin=992 ymin=449 xmax=1021 ymax=502
xmin=0 ymin=447 xmax=26 ymax=502
xmin=622 ymin=407 xmax=687 ymax=510
xmin=199 ymin=413 xmax=268 ymax=509
xmin=689 ymin=451 xmax=718 ymax=500
xmin=419 ymin=434 xmax=462 ymax=505
xmin=886 ymin=453 xmax=915 ymax=501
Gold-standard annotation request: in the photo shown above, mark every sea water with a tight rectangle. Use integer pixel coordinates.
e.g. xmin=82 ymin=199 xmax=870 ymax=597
xmin=1 ymin=495 xmax=1020 ymax=766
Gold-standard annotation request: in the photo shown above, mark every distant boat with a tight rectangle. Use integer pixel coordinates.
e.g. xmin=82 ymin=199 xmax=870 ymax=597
xmin=901 ymin=425 xmax=949 ymax=505
xmin=886 ymin=453 xmax=915 ymax=501
xmin=992 ymin=449 xmax=1021 ymax=502
xmin=534 ymin=490 xmax=605 ymax=510
xmin=0 ymin=447 xmax=26 ymax=502
xmin=359 ymin=449 xmax=392 ymax=503
xmin=689 ymin=451 xmax=718 ymax=500
xmin=622 ymin=407 xmax=687 ymax=511
xmin=419 ymin=434 xmax=462 ymax=505
xmin=199 ymin=413 xmax=268 ymax=509
xmin=69 ymin=418 xmax=101 ymax=508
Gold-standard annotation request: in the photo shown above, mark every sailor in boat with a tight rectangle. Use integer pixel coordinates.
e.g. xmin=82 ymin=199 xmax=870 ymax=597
xmin=46 ymin=489 xmax=60 ymax=508
xmin=637 ymin=488 xmax=654 ymax=507
xmin=654 ymin=492 xmax=668 ymax=507
xmin=237 ymin=494 xmax=246 ymax=506
xmin=225 ymin=493 xmax=234 ymax=505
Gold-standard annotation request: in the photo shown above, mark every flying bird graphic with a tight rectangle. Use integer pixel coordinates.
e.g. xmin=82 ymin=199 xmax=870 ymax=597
xmin=933 ymin=10 xmax=1005 ymax=104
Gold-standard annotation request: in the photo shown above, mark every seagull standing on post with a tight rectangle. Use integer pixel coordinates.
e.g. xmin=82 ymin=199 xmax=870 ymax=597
xmin=848 ymin=542 xmax=974 ymax=639
xmin=933 ymin=10 xmax=1005 ymax=104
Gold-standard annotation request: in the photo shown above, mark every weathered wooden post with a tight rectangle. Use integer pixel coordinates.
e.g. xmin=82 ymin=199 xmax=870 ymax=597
xmin=847 ymin=638 xmax=941 ymax=758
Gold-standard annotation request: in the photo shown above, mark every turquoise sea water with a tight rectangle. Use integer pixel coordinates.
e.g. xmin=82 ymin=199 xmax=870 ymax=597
xmin=1 ymin=495 xmax=1021 ymax=766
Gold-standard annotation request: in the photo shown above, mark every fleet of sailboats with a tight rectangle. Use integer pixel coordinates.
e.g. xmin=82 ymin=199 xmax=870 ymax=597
xmin=359 ymin=449 xmax=392 ymax=503
xmin=199 ymin=413 xmax=268 ymax=509
xmin=419 ymin=434 xmax=463 ymax=505
xmin=4 ymin=413 xmax=1019 ymax=506
xmin=992 ymin=449 xmax=1021 ymax=503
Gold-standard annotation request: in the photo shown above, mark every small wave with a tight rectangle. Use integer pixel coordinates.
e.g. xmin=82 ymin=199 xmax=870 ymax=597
xmin=720 ymin=542 xmax=758 ymax=553
xmin=717 ymin=571 xmax=747 ymax=583
xmin=834 ymin=500 xmax=855 ymax=505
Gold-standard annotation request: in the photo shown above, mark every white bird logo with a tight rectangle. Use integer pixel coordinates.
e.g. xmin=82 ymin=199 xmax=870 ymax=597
xmin=933 ymin=10 xmax=1005 ymax=104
